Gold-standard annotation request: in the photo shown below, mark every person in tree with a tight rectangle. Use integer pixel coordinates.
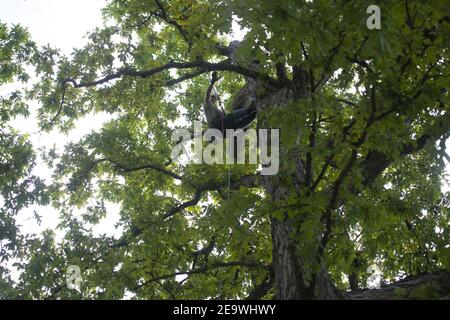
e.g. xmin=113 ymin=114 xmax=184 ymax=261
xmin=204 ymin=71 xmax=257 ymax=133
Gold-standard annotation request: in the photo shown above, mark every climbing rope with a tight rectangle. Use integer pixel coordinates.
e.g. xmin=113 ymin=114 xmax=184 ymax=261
xmin=227 ymin=168 xmax=231 ymax=199
xmin=220 ymin=106 xmax=225 ymax=137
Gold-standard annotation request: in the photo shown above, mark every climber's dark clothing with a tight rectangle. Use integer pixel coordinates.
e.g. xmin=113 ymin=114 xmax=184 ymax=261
xmin=210 ymin=108 xmax=257 ymax=132
xmin=203 ymin=101 xmax=224 ymax=128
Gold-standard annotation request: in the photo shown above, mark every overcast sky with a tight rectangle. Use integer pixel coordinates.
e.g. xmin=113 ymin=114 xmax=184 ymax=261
xmin=0 ymin=0 xmax=121 ymax=240
xmin=0 ymin=0 xmax=105 ymax=54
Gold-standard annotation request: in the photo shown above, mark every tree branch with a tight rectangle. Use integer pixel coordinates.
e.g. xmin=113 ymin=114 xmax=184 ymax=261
xmin=313 ymin=33 xmax=345 ymax=92
xmin=360 ymin=114 xmax=450 ymax=186
xmin=164 ymin=69 xmax=206 ymax=86
xmin=245 ymin=273 xmax=274 ymax=300
xmin=163 ymin=188 xmax=203 ymax=219
xmin=65 ymin=60 xmax=281 ymax=90
xmin=153 ymin=0 xmax=192 ymax=50
xmin=110 ymin=174 xmax=262 ymax=248
xmin=136 ymin=261 xmax=269 ymax=291
xmin=96 ymin=158 xmax=182 ymax=180
xmin=347 ymin=271 xmax=450 ymax=300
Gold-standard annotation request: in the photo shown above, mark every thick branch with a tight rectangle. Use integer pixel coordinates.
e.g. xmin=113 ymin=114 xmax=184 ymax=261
xmin=163 ymin=174 xmax=263 ymax=219
xmin=245 ymin=273 xmax=274 ymax=300
xmin=164 ymin=69 xmax=206 ymax=86
xmin=347 ymin=271 xmax=450 ymax=300
xmin=65 ymin=60 xmax=281 ymax=90
xmin=361 ymin=114 xmax=450 ymax=186
xmin=164 ymin=188 xmax=203 ymax=219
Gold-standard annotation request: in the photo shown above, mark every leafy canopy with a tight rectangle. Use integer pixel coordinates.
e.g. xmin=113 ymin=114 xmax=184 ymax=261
xmin=0 ymin=0 xmax=449 ymax=299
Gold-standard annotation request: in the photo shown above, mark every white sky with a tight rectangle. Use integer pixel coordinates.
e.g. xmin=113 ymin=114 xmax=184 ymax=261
xmin=0 ymin=0 xmax=106 ymax=54
xmin=0 ymin=0 xmax=121 ymax=241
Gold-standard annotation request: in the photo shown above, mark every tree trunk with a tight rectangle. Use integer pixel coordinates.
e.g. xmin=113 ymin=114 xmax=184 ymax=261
xmin=253 ymin=68 xmax=345 ymax=299
xmin=227 ymin=41 xmax=449 ymax=300
xmin=270 ymin=216 xmax=307 ymax=299
xmin=255 ymin=85 xmax=450 ymax=298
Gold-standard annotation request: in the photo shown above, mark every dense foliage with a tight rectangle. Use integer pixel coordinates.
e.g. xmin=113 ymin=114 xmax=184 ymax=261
xmin=0 ymin=0 xmax=449 ymax=299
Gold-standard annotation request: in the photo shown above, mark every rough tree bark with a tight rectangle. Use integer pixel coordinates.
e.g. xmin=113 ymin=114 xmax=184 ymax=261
xmin=222 ymin=36 xmax=349 ymax=298
xmin=255 ymin=72 xmax=449 ymax=300
xmin=227 ymin=43 xmax=330 ymax=298
xmin=228 ymin=42 xmax=449 ymax=299
xmin=255 ymin=73 xmax=344 ymax=300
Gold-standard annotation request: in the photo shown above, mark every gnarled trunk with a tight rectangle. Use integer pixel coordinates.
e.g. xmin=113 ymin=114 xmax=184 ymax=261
xmin=254 ymin=68 xmax=344 ymax=299
xmin=255 ymin=82 xmax=450 ymax=300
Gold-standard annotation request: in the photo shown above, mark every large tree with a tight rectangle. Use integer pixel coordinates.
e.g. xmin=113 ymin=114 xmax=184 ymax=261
xmin=2 ymin=0 xmax=450 ymax=299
